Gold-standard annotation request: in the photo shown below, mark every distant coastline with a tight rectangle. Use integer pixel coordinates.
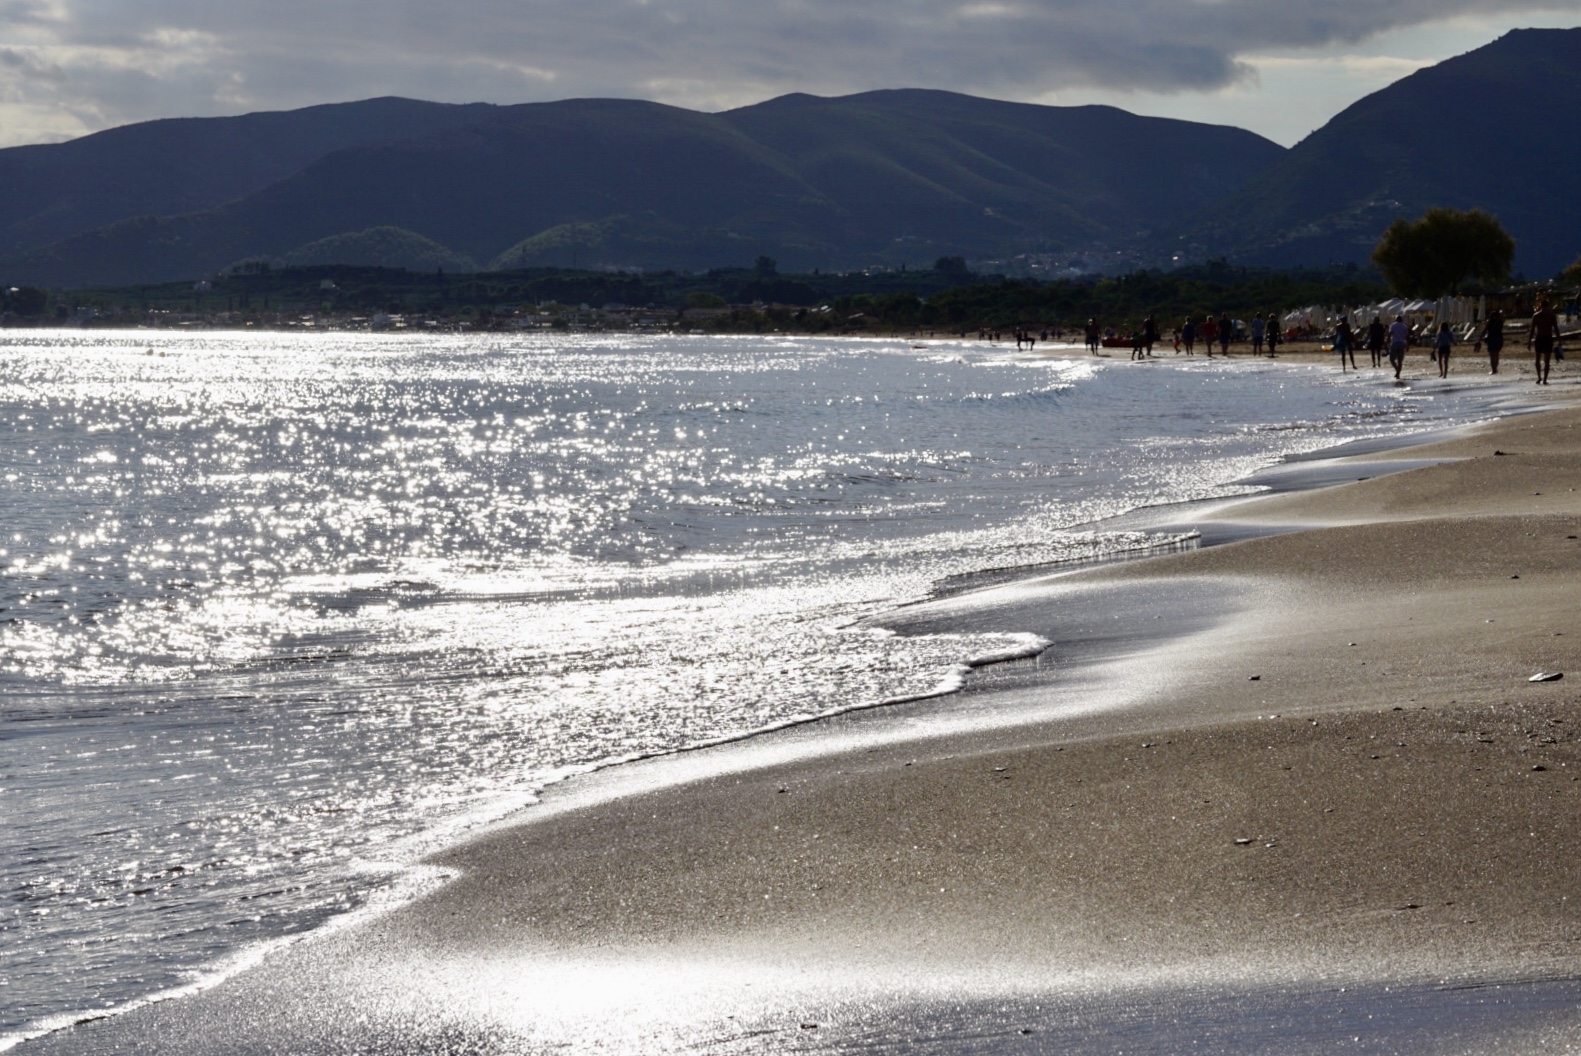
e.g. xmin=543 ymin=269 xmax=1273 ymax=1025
xmin=2 ymin=260 xmax=1404 ymax=338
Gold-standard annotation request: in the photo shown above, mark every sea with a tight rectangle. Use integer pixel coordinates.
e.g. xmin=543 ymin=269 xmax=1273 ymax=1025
xmin=0 ymin=329 xmax=1520 ymax=1048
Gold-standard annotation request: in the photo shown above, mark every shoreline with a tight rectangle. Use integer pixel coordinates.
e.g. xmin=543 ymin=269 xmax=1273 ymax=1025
xmin=19 ymin=380 xmax=1581 ymax=1054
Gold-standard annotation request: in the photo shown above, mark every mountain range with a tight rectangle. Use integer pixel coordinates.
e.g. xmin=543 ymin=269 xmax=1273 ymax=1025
xmin=1185 ymin=27 xmax=1581 ymax=277
xmin=1 ymin=27 xmax=1577 ymax=287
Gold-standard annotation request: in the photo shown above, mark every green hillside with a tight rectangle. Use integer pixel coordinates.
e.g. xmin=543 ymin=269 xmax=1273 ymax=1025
xmin=1192 ymin=28 xmax=1581 ymax=277
xmin=274 ymin=227 xmax=479 ymax=272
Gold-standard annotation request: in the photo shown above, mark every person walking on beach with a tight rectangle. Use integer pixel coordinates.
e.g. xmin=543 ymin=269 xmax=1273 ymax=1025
xmin=1265 ymin=313 xmax=1280 ymax=357
xmin=1200 ymin=315 xmax=1217 ymax=358
xmin=1250 ymin=314 xmax=1265 ymax=356
xmin=1529 ymin=297 xmax=1560 ymax=385
xmin=1142 ymin=314 xmax=1159 ymax=357
xmin=1478 ymin=308 xmax=1505 ymax=374
xmin=1435 ymin=321 xmax=1454 ymax=378
xmin=1181 ymin=316 xmax=1196 ymax=356
xmin=1367 ymin=315 xmax=1386 ymax=368
xmin=1388 ymin=315 xmax=1410 ymax=379
xmin=1218 ymin=313 xmax=1233 ymax=356
xmin=1085 ymin=319 xmax=1100 ymax=354
xmin=1334 ymin=318 xmax=1357 ymax=371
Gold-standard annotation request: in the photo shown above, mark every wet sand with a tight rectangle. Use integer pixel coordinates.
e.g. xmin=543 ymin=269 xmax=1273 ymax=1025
xmin=26 ymin=397 xmax=1581 ymax=1054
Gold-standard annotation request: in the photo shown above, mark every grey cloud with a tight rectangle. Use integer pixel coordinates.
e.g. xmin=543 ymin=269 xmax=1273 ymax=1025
xmin=0 ymin=0 xmax=57 ymax=27
xmin=0 ymin=45 xmax=66 ymax=85
xmin=5 ymin=0 xmax=1578 ymax=136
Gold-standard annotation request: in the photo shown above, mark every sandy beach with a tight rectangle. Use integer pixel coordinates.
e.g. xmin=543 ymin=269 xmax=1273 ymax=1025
xmin=25 ymin=378 xmax=1581 ymax=1054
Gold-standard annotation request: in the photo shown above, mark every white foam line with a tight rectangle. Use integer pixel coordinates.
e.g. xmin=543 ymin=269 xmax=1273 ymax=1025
xmin=0 ymin=861 xmax=458 ymax=1053
xmin=529 ymin=633 xmax=1054 ymax=770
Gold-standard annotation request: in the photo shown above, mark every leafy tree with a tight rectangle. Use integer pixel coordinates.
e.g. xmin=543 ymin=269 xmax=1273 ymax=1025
xmin=1558 ymin=256 xmax=1581 ymax=288
xmin=932 ymin=255 xmax=970 ymax=275
xmin=7 ymin=286 xmax=48 ymax=316
xmin=1371 ymin=208 xmax=1515 ymax=299
xmin=754 ymin=255 xmax=778 ymax=276
xmin=685 ymin=291 xmax=727 ymax=308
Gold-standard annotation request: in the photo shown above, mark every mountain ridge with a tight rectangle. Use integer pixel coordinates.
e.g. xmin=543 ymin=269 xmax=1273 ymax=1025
xmin=0 ymin=90 xmax=1283 ymax=286
xmin=1187 ymin=28 xmax=1581 ymax=277
xmin=5 ymin=28 xmax=1581 ymax=287
xmin=0 ymin=97 xmax=498 ymax=259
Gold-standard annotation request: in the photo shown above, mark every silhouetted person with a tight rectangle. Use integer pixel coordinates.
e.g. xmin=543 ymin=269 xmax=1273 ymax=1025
xmin=1181 ymin=317 xmax=1196 ymax=356
xmin=1529 ymin=296 xmax=1560 ymax=385
xmin=1435 ymin=321 xmax=1454 ymax=378
xmin=1218 ymin=314 xmax=1232 ymax=356
xmin=1388 ymin=315 xmax=1409 ymax=379
xmin=1366 ymin=315 xmax=1386 ymax=368
xmin=1265 ymin=313 xmax=1280 ymax=357
xmin=1478 ymin=308 xmax=1505 ymax=374
xmin=1250 ymin=314 xmax=1265 ymax=355
xmin=1335 ymin=318 xmax=1356 ymax=371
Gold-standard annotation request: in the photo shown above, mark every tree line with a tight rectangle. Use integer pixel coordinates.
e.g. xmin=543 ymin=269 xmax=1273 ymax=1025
xmin=6 ymin=209 xmax=1563 ymax=333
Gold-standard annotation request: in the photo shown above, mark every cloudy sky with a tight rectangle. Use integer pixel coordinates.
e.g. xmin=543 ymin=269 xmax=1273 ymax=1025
xmin=1 ymin=1 xmax=1578 ymax=149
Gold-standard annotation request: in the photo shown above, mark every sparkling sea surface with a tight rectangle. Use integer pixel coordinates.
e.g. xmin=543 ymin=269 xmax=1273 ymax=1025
xmin=0 ymin=330 xmax=1509 ymax=1045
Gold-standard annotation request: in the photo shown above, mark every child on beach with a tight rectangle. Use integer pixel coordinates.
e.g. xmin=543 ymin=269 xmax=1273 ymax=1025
xmin=1435 ymin=322 xmax=1453 ymax=378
